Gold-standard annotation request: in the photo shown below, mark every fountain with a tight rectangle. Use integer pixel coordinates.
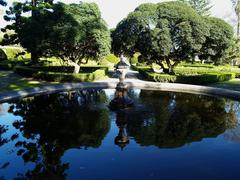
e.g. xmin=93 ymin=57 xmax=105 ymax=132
xmin=114 ymin=112 xmax=129 ymax=150
xmin=109 ymin=54 xmax=134 ymax=110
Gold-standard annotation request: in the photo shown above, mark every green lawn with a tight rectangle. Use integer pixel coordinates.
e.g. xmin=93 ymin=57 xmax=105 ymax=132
xmin=0 ymin=71 xmax=57 ymax=93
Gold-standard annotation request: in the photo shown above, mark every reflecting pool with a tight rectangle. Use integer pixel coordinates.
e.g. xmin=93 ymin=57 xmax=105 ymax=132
xmin=0 ymin=89 xmax=239 ymax=179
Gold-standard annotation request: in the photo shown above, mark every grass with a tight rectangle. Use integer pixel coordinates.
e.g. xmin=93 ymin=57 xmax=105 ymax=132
xmin=0 ymin=71 xmax=58 ymax=93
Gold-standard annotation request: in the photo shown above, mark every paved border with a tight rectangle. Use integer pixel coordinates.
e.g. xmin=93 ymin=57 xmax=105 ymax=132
xmin=0 ymin=81 xmax=239 ymax=103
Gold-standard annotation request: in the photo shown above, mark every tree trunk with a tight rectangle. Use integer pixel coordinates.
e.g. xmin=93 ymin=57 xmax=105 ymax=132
xmin=165 ymin=59 xmax=175 ymax=75
xmin=191 ymin=55 xmax=195 ymax=64
xmin=69 ymin=61 xmax=80 ymax=73
xmin=31 ymin=51 xmax=38 ymax=64
xmin=158 ymin=62 xmax=168 ymax=73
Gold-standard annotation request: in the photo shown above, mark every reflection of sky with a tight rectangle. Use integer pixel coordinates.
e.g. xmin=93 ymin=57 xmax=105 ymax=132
xmin=0 ymin=103 xmax=9 ymax=116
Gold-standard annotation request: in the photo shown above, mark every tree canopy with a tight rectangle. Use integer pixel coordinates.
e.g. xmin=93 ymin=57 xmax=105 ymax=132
xmin=177 ymin=0 xmax=212 ymax=16
xmin=44 ymin=2 xmax=111 ymax=73
xmin=199 ymin=17 xmax=234 ymax=64
xmin=1 ymin=1 xmax=111 ymax=72
xmin=112 ymin=1 xmax=210 ymax=73
xmin=1 ymin=0 xmax=54 ymax=63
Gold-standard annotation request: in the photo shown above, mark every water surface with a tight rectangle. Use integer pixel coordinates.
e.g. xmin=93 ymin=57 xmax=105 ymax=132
xmin=0 ymin=89 xmax=239 ymax=180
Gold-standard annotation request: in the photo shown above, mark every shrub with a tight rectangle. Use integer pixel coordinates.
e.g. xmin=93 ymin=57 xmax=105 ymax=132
xmin=14 ymin=66 xmax=38 ymax=76
xmin=138 ymin=68 xmax=235 ymax=84
xmin=129 ymin=54 xmax=139 ymax=65
xmin=1 ymin=47 xmax=30 ymax=60
xmin=104 ymin=54 xmax=119 ymax=64
xmin=14 ymin=65 xmax=107 ymax=82
xmin=33 ymin=69 xmax=106 ymax=82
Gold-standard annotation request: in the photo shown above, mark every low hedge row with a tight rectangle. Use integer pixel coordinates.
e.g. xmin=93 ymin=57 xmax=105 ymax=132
xmin=0 ymin=61 xmax=29 ymax=70
xmin=28 ymin=65 xmax=109 ymax=73
xmin=34 ymin=69 xmax=106 ymax=82
xmin=14 ymin=66 xmax=107 ymax=82
xmin=139 ymin=68 xmax=235 ymax=85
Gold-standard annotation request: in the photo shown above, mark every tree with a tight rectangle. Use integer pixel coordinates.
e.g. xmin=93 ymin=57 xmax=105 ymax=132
xmin=112 ymin=2 xmax=208 ymax=74
xmin=43 ymin=2 xmax=111 ymax=73
xmin=222 ymin=37 xmax=240 ymax=65
xmin=199 ymin=17 xmax=234 ymax=65
xmin=232 ymin=0 xmax=240 ymax=36
xmin=1 ymin=0 xmax=54 ymax=63
xmin=178 ymin=0 xmax=212 ymax=16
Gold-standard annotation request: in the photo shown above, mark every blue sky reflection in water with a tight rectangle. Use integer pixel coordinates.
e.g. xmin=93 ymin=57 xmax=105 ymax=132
xmin=0 ymin=89 xmax=239 ymax=180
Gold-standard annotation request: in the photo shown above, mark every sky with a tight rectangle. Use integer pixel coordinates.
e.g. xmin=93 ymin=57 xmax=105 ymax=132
xmin=0 ymin=0 xmax=236 ymax=29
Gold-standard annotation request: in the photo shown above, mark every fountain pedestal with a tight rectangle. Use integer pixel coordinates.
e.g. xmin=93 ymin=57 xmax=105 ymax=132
xmin=109 ymin=54 xmax=134 ymax=111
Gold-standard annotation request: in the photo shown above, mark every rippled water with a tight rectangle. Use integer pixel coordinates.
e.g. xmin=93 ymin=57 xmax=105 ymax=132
xmin=0 ymin=89 xmax=239 ymax=180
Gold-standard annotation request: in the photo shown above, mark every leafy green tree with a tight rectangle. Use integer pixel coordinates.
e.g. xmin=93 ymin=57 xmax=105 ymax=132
xmin=44 ymin=2 xmax=111 ymax=73
xmin=112 ymin=2 xmax=208 ymax=74
xmin=222 ymin=38 xmax=240 ymax=65
xmin=178 ymin=0 xmax=212 ymax=16
xmin=1 ymin=0 xmax=54 ymax=63
xmin=199 ymin=17 xmax=234 ymax=64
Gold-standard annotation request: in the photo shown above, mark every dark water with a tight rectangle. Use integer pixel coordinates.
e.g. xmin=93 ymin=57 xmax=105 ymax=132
xmin=0 ymin=89 xmax=239 ymax=180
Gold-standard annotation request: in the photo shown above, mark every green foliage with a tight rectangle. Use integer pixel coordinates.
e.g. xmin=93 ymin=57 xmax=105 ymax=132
xmin=0 ymin=47 xmax=30 ymax=60
xmin=104 ymin=54 xmax=119 ymax=64
xmin=42 ymin=2 xmax=111 ymax=72
xmin=135 ymin=65 xmax=237 ymax=84
xmin=177 ymin=0 xmax=212 ymax=16
xmin=199 ymin=17 xmax=234 ymax=64
xmin=223 ymin=38 xmax=240 ymax=64
xmin=129 ymin=53 xmax=139 ymax=65
xmin=112 ymin=2 xmax=209 ymax=74
xmin=14 ymin=65 xmax=108 ymax=82
xmin=1 ymin=1 xmax=111 ymax=69
xmin=34 ymin=69 xmax=106 ymax=82
xmin=1 ymin=1 xmax=54 ymax=62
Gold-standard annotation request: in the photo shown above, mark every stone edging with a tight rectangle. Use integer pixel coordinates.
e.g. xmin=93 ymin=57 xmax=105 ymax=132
xmin=0 ymin=81 xmax=239 ymax=103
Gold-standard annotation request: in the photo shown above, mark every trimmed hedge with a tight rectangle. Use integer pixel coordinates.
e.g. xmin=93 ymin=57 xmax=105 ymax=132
xmin=14 ymin=66 xmax=107 ymax=82
xmin=0 ymin=60 xmax=30 ymax=70
xmin=139 ymin=68 xmax=236 ymax=85
xmin=34 ymin=69 xmax=106 ymax=82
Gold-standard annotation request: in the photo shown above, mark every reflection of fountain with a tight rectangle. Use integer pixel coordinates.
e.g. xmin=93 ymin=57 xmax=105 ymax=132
xmin=114 ymin=112 xmax=129 ymax=150
xmin=109 ymin=54 xmax=134 ymax=110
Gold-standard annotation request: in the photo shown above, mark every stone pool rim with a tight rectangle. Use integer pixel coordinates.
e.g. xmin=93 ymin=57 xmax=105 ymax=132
xmin=0 ymin=81 xmax=239 ymax=103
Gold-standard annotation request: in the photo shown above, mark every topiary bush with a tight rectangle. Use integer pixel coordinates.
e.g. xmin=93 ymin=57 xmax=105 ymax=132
xmin=138 ymin=68 xmax=235 ymax=85
xmin=14 ymin=65 xmax=107 ymax=82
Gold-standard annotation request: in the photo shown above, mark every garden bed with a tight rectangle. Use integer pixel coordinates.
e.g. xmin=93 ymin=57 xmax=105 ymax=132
xmin=134 ymin=65 xmax=237 ymax=85
xmin=14 ymin=65 xmax=108 ymax=82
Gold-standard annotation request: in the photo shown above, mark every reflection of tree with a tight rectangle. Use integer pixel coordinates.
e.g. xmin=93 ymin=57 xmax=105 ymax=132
xmin=0 ymin=125 xmax=8 ymax=147
xmin=127 ymin=91 xmax=237 ymax=148
xmin=8 ymin=90 xmax=110 ymax=179
xmin=223 ymin=100 xmax=240 ymax=143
